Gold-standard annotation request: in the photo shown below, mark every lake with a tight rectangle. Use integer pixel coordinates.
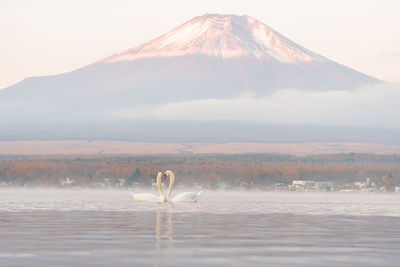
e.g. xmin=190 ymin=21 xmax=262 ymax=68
xmin=0 ymin=189 xmax=400 ymax=266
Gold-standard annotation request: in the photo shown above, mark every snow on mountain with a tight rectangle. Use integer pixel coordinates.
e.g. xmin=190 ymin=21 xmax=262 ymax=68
xmin=0 ymin=14 xmax=384 ymax=142
xmin=103 ymin=14 xmax=321 ymax=64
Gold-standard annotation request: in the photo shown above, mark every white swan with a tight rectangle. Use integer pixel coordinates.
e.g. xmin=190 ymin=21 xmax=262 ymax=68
xmin=164 ymin=170 xmax=202 ymax=202
xmin=130 ymin=171 xmax=165 ymax=202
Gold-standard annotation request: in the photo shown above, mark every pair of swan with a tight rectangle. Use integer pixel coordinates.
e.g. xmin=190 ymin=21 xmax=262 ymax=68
xmin=130 ymin=170 xmax=202 ymax=203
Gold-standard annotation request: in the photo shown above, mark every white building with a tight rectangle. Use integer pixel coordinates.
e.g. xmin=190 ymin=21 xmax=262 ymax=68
xmin=292 ymin=180 xmax=311 ymax=191
xmin=61 ymin=177 xmax=74 ymax=186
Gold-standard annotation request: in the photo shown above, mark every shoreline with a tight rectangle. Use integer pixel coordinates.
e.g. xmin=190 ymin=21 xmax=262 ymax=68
xmin=1 ymin=141 xmax=400 ymax=156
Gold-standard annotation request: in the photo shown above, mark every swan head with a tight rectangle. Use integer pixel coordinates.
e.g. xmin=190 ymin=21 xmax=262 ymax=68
xmin=163 ymin=170 xmax=173 ymax=181
xmin=163 ymin=170 xmax=173 ymax=176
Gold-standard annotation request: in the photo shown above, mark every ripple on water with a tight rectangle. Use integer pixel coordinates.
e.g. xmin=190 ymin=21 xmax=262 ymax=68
xmin=1 ymin=189 xmax=400 ymax=216
xmin=0 ymin=189 xmax=400 ymax=266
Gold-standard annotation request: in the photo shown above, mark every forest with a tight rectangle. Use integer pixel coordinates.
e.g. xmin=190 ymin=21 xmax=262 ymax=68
xmin=0 ymin=153 xmax=399 ymax=189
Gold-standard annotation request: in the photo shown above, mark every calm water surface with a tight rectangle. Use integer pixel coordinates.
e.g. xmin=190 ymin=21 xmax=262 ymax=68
xmin=0 ymin=189 xmax=400 ymax=266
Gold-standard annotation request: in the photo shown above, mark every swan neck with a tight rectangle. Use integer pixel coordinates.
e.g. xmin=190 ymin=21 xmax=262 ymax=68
xmin=156 ymin=172 xmax=165 ymax=200
xmin=166 ymin=171 xmax=175 ymax=201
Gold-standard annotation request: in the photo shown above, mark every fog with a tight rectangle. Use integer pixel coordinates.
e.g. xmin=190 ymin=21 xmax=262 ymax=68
xmin=115 ymin=83 xmax=400 ymax=129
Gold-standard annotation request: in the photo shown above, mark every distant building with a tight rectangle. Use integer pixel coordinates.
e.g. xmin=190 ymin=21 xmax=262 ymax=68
xmin=291 ymin=180 xmax=312 ymax=191
xmin=61 ymin=177 xmax=74 ymax=187
xmin=291 ymin=180 xmax=333 ymax=192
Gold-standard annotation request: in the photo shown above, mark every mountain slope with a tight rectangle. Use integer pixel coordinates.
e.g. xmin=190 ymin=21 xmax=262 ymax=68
xmin=103 ymin=14 xmax=321 ymax=63
xmin=0 ymin=14 xmax=383 ymax=141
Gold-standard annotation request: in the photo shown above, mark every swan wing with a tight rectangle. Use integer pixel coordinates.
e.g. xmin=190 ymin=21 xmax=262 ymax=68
xmin=171 ymin=191 xmax=202 ymax=203
xmin=130 ymin=192 xmax=163 ymax=202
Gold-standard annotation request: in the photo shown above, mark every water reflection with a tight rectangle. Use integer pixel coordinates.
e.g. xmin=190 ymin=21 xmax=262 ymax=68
xmin=155 ymin=204 xmax=174 ymax=251
xmin=0 ymin=190 xmax=400 ymax=266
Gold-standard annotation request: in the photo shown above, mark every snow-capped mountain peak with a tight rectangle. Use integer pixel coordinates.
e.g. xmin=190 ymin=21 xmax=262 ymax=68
xmin=103 ymin=14 xmax=320 ymax=63
xmin=0 ymin=13 xmax=382 ymax=141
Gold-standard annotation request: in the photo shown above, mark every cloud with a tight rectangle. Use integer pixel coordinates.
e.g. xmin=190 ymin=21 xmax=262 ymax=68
xmin=113 ymin=83 xmax=400 ymax=129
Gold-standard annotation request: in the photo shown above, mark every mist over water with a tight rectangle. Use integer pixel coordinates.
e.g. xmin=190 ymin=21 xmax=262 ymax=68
xmin=116 ymin=83 xmax=400 ymax=129
xmin=1 ymin=189 xmax=400 ymax=266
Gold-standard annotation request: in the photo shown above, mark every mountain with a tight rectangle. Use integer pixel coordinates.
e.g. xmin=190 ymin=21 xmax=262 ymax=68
xmin=100 ymin=13 xmax=379 ymax=94
xmin=0 ymin=14 xmax=387 ymax=143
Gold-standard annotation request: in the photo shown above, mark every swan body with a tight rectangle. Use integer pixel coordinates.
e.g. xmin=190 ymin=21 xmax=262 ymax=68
xmin=170 ymin=191 xmax=203 ymax=203
xmin=130 ymin=172 xmax=166 ymax=202
xmin=164 ymin=170 xmax=202 ymax=203
xmin=130 ymin=192 xmax=165 ymax=202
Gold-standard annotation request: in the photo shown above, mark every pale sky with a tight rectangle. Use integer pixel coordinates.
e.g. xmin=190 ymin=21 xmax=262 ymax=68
xmin=1 ymin=0 xmax=399 ymax=89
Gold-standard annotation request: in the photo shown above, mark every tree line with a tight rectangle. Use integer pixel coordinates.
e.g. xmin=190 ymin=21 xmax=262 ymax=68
xmin=0 ymin=153 xmax=399 ymax=188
